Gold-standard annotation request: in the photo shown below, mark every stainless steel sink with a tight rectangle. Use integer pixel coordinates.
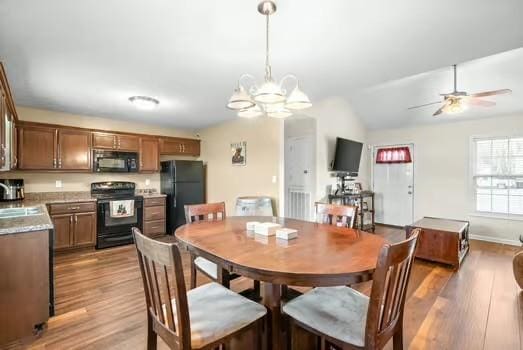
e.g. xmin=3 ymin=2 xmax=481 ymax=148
xmin=0 ymin=207 xmax=43 ymax=219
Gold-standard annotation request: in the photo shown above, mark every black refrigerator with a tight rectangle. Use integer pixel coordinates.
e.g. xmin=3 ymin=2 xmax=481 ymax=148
xmin=161 ymin=160 xmax=204 ymax=234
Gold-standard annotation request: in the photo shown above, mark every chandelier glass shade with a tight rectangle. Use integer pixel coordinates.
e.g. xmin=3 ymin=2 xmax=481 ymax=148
xmin=228 ymin=1 xmax=311 ymax=118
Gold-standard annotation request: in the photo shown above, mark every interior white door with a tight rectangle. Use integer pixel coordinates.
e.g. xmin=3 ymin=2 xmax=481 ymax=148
xmin=285 ymin=136 xmax=314 ymax=220
xmin=373 ymin=144 xmax=414 ymax=226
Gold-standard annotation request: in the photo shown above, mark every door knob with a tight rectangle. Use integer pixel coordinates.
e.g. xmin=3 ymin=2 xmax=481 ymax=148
xmin=408 ymin=191 xmax=412 ymax=195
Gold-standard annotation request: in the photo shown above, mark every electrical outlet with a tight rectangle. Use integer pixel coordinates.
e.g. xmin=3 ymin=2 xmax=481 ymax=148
xmin=55 ymin=180 xmax=62 ymax=188
xmin=272 ymin=175 xmax=277 ymax=184
xmin=145 ymin=179 xmax=151 ymax=186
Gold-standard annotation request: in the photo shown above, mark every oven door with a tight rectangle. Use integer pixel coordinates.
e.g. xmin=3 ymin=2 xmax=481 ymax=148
xmin=96 ymin=198 xmax=143 ymax=248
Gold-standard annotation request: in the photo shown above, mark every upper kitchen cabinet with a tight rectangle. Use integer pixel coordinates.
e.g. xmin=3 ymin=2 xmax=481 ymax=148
xmin=18 ymin=124 xmax=91 ymax=171
xmin=159 ymin=137 xmax=200 ymax=156
xmin=18 ymin=125 xmax=56 ymax=170
xmin=139 ymin=137 xmax=159 ymax=172
xmin=57 ymin=128 xmax=91 ymax=170
xmin=92 ymin=132 xmax=139 ymax=151
xmin=0 ymin=63 xmax=18 ymax=171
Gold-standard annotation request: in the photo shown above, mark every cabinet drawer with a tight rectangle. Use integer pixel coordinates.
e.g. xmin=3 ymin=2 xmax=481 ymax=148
xmin=144 ymin=197 xmax=165 ymax=207
xmin=144 ymin=205 xmax=165 ymax=221
xmin=49 ymin=202 xmax=96 ymax=215
xmin=143 ymin=219 xmax=165 ymax=236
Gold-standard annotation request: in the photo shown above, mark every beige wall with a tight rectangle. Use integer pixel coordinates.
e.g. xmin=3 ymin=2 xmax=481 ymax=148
xmin=368 ymin=114 xmax=523 ymax=245
xmin=198 ymin=117 xmax=281 ymax=215
xmin=10 ymin=107 xmax=197 ymax=192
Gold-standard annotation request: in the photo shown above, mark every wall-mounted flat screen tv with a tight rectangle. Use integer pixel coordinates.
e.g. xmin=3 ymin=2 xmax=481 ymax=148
xmin=331 ymin=137 xmax=363 ymax=175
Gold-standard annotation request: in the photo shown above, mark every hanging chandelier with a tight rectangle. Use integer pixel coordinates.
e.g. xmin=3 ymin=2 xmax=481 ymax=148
xmin=226 ymin=0 xmax=312 ymax=118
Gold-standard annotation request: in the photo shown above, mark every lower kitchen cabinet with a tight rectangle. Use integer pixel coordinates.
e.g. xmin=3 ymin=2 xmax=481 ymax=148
xmin=48 ymin=202 xmax=97 ymax=251
xmin=143 ymin=196 xmax=166 ymax=237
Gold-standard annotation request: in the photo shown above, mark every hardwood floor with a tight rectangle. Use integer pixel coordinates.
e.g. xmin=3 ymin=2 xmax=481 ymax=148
xmin=3 ymin=225 xmax=521 ymax=350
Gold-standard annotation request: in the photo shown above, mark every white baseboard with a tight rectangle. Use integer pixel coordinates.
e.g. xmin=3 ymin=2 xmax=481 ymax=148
xmin=469 ymin=234 xmax=520 ymax=246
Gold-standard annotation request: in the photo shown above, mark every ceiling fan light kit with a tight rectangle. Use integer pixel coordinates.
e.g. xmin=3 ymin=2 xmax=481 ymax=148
xmin=228 ymin=1 xmax=312 ymax=119
xmin=408 ymin=64 xmax=512 ymax=117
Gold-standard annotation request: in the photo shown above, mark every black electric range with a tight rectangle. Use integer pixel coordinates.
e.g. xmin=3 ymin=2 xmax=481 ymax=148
xmin=91 ymin=182 xmax=143 ymax=249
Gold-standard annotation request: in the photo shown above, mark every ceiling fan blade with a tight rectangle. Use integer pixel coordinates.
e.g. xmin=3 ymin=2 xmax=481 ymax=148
xmin=433 ymin=104 xmax=446 ymax=116
xmin=407 ymin=101 xmax=442 ymax=110
xmin=468 ymin=98 xmax=496 ymax=107
xmin=469 ymin=89 xmax=512 ymax=98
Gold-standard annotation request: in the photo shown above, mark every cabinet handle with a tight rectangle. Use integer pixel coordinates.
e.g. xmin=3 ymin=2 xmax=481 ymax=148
xmin=59 ymin=158 xmax=62 ymax=168
xmin=74 ymin=215 xmax=78 ymax=224
xmin=53 ymin=158 xmax=57 ymax=168
xmin=68 ymin=206 xmax=80 ymax=210
xmin=69 ymin=216 xmax=73 ymax=224
xmin=182 ymin=144 xmax=185 ymax=152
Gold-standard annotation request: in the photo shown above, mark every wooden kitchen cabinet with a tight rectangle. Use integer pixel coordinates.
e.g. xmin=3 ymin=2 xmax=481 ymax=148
xmin=159 ymin=137 xmax=200 ymax=156
xmin=142 ymin=196 xmax=166 ymax=237
xmin=52 ymin=214 xmax=74 ymax=250
xmin=18 ymin=125 xmax=91 ymax=171
xmin=49 ymin=201 xmax=97 ymax=251
xmin=92 ymin=132 xmax=139 ymax=151
xmin=73 ymin=212 xmax=97 ymax=246
xmin=18 ymin=125 xmax=57 ymax=170
xmin=139 ymin=137 xmax=159 ymax=172
xmin=58 ymin=128 xmax=91 ymax=170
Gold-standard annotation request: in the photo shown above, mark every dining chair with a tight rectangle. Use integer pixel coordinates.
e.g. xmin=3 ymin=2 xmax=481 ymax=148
xmin=185 ymin=202 xmax=261 ymax=297
xmin=283 ymin=229 xmax=420 ymax=350
xmin=132 ymin=227 xmax=266 ymax=350
xmin=315 ymin=202 xmax=359 ymax=228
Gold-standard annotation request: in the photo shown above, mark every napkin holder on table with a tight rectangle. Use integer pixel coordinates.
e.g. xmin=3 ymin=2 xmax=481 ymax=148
xmin=254 ymin=222 xmax=281 ymax=236
xmin=276 ymin=228 xmax=298 ymax=240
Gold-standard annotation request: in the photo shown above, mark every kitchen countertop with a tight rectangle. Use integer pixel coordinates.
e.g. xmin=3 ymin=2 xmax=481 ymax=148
xmin=0 ymin=190 xmax=165 ymax=235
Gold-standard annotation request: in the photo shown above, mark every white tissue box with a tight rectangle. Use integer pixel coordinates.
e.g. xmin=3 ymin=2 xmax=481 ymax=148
xmin=276 ymin=228 xmax=298 ymax=240
xmin=254 ymin=222 xmax=281 ymax=236
xmin=246 ymin=221 xmax=260 ymax=231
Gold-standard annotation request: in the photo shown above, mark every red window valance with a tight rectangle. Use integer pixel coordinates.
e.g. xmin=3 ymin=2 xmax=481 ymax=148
xmin=376 ymin=147 xmax=412 ymax=164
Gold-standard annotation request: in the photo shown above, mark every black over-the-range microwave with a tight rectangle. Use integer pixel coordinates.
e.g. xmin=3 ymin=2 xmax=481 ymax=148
xmin=93 ymin=150 xmax=139 ymax=173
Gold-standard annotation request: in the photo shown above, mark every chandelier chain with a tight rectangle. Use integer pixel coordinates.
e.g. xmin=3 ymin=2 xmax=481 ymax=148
xmin=265 ymin=14 xmax=271 ymax=80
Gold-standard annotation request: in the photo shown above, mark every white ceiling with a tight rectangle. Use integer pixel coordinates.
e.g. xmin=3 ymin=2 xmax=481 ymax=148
xmin=351 ymin=48 xmax=523 ymax=130
xmin=0 ymin=0 xmax=522 ymax=129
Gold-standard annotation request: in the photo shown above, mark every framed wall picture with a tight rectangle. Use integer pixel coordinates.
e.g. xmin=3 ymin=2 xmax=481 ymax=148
xmin=231 ymin=141 xmax=247 ymax=166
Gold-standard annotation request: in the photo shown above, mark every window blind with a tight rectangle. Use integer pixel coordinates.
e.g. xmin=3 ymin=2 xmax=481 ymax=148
xmin=473 ymin=137 xmax=523 ymax=215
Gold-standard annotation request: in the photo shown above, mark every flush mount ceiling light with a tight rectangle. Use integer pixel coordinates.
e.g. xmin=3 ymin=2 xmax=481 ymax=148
xmin=129 ymin=96 xmax=159 ymax=110
xmin=226 ymin=0 xmax=312 ymax=119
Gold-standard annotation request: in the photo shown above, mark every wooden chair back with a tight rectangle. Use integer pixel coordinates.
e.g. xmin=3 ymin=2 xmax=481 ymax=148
xmin=185 ymin=202 xmax=226 ymax=223
xmin=315 ymin=202 xmax=358 ymax=228
xmin=365 ymin=229 xmax=420 ymax=349
xmin=133 ymin=227 xmax=191 ymax=349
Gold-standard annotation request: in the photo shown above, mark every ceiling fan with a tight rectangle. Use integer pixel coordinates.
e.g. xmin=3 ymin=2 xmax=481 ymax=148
xmin=408 ymin=64 xmax=512 ymax=116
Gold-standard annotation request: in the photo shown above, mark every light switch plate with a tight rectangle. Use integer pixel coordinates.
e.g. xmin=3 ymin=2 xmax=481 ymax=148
xmin=272 ymin=175 xmax=277 ymax=184
xmin=145 ymin=179 xmax=151 ymax=186
xmin=55 ymin=180 xmax=62 ymax=188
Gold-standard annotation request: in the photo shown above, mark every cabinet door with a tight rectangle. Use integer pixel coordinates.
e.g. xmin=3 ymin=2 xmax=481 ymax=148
xmin=159 ymin=138 xmax=183 ymax=155
xmin=117 ymin=134 xmax=139 ymax=151
xmin=58 ymin=128 xmax=91 ymax=170
xmin=0 ymin=92 xmax=5 ymax=168
xmin=18 ymin=126 xmax=57 ymax=170
xmin=139 ymin=138 xmax=159 ymax=172
xmin=73 ymin=212 xmax=96 ymax=247
xmin=52 ymin=214 xmax=73 ymax=250
xmin=92 ymin=132 xmax=116 ymax=150
xmin=182 ymin=139 xmax=200 ymax=156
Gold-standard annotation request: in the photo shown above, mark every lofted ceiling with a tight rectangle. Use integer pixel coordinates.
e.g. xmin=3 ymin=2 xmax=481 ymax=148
xmin=350 ymin=48 xmax=523 ymax=130
xmin=0 ymin=0 xmax=522 ymax=129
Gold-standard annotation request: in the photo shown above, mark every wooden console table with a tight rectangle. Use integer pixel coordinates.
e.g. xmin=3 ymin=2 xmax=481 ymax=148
xmin=405 ymin=217 xmax=469 ymax=269
xmin=328 ymin=191 xmax=375 ymax=232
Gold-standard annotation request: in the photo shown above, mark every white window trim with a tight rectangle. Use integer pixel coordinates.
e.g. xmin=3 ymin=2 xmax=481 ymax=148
xmin=469 ymin=134 xmax=523 ymax=219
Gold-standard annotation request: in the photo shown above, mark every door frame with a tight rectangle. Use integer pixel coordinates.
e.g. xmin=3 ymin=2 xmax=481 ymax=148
xmin=371 ymin=142 xmax=415 ymax=226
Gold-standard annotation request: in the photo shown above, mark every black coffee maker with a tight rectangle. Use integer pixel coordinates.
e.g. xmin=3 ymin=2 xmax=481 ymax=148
xmin=0 ymin=179 xmax=24 ymax=201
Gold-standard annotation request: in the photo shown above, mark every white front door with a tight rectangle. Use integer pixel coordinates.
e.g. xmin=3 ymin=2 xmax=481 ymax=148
xmin=372 ymin=144 xmax=414 ymax=227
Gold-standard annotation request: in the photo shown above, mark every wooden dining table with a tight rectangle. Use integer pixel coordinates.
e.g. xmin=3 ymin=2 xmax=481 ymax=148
xmin=175 ymin=216 xmax=386 ymax=350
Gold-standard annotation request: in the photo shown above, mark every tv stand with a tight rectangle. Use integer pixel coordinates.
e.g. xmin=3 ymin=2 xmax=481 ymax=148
xmin=328 ymin=191 xmax=375 ymax=232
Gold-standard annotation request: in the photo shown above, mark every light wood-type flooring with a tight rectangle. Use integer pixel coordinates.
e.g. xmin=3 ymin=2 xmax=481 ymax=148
xmin=3 ymin=225 xmax=522 ymax=350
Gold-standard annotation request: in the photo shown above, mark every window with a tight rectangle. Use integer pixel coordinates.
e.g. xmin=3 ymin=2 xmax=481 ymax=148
xmin=376 ymin=146 xmax=412 ymax=164
xmin=473 ymin=137 xmax=523 ymax=215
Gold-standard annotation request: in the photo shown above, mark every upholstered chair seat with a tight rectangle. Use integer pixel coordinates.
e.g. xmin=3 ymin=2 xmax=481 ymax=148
xmin=162 ymin=282 xmax=266 ymax=349
xmin=283 ymin=286 xmax=369 ymax=347
xmin=194 ymin=257 xmax=218 ymax=280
